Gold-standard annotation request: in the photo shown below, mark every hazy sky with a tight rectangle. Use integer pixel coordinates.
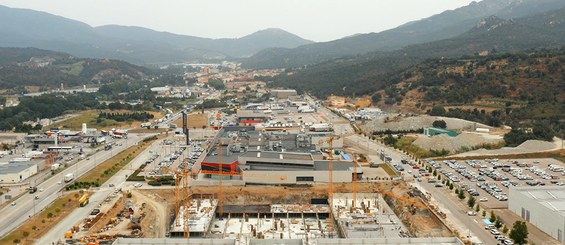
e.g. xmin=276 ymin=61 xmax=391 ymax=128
xmin=0 ymin=0 xmax=477 ymax=42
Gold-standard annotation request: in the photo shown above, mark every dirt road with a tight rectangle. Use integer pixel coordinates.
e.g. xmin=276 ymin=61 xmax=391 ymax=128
xmin=133 ymin=190 xmax=168 ymax=237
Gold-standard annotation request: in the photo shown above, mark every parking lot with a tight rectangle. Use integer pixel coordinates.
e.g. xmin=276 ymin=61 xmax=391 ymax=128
xmin=144 ymin=138 xmax=207 ymax=176
xmin=427 ymin=158 xmax=565 ymax=209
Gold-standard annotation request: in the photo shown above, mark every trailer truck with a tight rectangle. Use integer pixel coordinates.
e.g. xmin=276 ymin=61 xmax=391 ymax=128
xmin=64 ymin=173 xmax=74 ymax=182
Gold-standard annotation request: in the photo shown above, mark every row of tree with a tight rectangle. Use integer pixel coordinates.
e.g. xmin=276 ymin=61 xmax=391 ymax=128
xmin=98 ymin=112 xmax=154 ymax=122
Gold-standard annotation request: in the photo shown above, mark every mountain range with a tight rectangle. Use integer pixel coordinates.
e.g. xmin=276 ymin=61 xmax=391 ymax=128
xmin=271 ymin=5 xmax=565 ymax=98
xmin=0 ymin=5 xmax=313 ymax=64
xmin=242 ymin=0 xmax=565 ymax=69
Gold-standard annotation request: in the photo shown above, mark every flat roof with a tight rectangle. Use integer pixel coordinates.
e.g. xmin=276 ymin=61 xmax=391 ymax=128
xmin=0 ymin=162 xmax=38 ymax=174
xmin=512 ymin=186 xmax=565 ymax=217
xmin=237 ymin=110 xmax=269 ymax=118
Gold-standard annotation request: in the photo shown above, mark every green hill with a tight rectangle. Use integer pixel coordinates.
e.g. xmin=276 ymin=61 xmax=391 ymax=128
xmin=0 ymin=47 xmax=153 ymax=90
xmin=271 ymin=6 xmax=565 ymax=99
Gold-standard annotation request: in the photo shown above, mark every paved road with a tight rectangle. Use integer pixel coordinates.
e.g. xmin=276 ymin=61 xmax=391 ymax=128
xmin=415 ymin=181 xmax=499 ymax=244
xmin=0 ymin=134 xmax=143 ymax=239
xmin=37 ymin=134 xmax=165 ymax=244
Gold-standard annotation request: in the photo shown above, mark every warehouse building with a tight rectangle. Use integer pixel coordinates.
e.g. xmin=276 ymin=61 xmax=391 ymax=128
xmin=0 ymin=161 xmax=39 ymax=183
xmin=270 ymin=89 xmax=297 ymax=99
xmin=508 ymin=186 xmax=565 ymax=243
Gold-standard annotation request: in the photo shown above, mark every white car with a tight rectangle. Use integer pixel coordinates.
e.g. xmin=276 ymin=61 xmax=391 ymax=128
xmin=10 ymin=202 xmax=16 ymax=206
xmin=480 ymin=197 xmax=488 ymax=202
xmin=134 ymin=183 xmax=143 ymax=188
xmin=467 ymin=211 xmax=477 ymax=216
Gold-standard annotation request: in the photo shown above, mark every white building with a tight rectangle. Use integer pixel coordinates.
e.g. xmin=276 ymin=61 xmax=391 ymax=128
xmin=508 ymin=186 xmax=565 ymax=243
xmin=0 ymin=162 xmax=39 ymax=183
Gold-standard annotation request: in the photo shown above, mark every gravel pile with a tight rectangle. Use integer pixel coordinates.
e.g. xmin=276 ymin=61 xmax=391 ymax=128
xmin=413 ymin=132 xmax=503 ymax=152
xmin=361 ymin=114 xmax=490 ymax=133
xmin=454 ymin=140 xmax=557 ymax=157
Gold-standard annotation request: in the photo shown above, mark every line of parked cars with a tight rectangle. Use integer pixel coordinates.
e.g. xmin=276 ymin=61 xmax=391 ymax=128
xmin=485 ymin=224 xmax=514 ymax=244
xmin=476 ymin=182 xmax=508 ymax=201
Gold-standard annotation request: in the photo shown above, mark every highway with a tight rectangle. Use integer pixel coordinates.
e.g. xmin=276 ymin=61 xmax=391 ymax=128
xmin=37 ymin=134 xmax=166 ymax=244
xmin=0 ymin=134 xmax=144 ymax=239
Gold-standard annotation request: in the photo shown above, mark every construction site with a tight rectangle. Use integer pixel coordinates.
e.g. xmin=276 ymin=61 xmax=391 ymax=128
xmin=64 ymin=180 xmax=458 ymax=244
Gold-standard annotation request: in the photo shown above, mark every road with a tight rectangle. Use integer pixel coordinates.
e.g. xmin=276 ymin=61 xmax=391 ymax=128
xmin=0 ymin=134 xmax=143 ymax=239
xmin=415 ymin=181 xmax=498 ymax=244
xmin=37 ymin=134 xmax=166 ymax=244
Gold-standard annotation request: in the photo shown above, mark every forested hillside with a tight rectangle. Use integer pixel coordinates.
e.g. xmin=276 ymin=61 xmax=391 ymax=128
xmin=271 ymin=6 xmax=565 ymax=99
xmin=0 ymin=48 xmax=153 ymax=91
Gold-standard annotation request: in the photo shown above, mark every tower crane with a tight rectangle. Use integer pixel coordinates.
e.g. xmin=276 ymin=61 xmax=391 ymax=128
xmin=316 ymin=131 xmax=357 ymax=237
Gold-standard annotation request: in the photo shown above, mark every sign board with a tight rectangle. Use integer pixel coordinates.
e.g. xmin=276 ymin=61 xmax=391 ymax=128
xmin=5 ymin=195 xmax=12 ymax=200
xmin=216 ymin=113 xmax=222 ymax=119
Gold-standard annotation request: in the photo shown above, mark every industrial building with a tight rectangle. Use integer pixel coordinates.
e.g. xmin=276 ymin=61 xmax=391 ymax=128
xmin=423 ymin=128 xmax=458 ymax=137
xmin=270 ymin=89 xmax=297 ymax=99
xmin=508 ymin=186 xmax=565 ymax=243
xmin=236 ymin=110 xmax=271 ymax=126
xmin=199 ymin=127 xmax=360 ymax=185
xmin=0 ymin=161 xmax=39 ymax=183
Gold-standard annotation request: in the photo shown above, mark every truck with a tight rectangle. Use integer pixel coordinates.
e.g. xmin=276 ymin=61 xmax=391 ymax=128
xmin=309 ymin=123 xmax=333 ymax=132
xmin=298 ymin=106 xmax=315 ymax=113
xmin=79 ymin=193 xmax=89 ymax=207
xmin=64 ymin=173 xmax=74 ymax=182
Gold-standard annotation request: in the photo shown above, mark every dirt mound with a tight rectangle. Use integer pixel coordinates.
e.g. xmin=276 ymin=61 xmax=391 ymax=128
xmin=454 ymin=139 xmax=558 ymax=157
xmin=517 ymin=140 xmax=557 ymax=151
xmin=361 ymin=114 xmax=490 ymax=133
xmin=413 ymin=132 xmax=502 ymax=152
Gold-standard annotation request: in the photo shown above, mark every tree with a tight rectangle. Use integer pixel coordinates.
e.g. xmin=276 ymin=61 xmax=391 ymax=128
xmin=509 ymin=221 xmax=528 ymax=245
xmin=475 ymin=203 xmax=480 ymax=212
xmin=489 ymin=211 xmax=496 ymax=223
xmin=430 ymin=105 xmax=446 ymax=116
xmin=467 ymin=196 xmax=476 ymax=207
xmin=482 ymin=210 xmax=486 ymax=217
xmin=495 ymin=216 xmax=503 ymax=229
xmin=449 ymin=183 xmax=454 ymax=190
xmin=458 ymin=189 xmax=466 ymax=200
xmin=432 ymin=120 xmax=447 ymax=129
xmin=503 ymin=225 xmax=509 ymax=234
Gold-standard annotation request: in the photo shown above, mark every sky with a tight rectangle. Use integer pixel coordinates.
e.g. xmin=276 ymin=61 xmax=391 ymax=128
xmin=0 ymin=0 xmax=477 ymax=42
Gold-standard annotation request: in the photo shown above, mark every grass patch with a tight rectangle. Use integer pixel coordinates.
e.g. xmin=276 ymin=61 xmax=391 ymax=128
xmin=49 ymin=110 xmax=163 ymax=131
xmin=70 ymin=134 xmax=164 ymax=188
xmin=128 ymin=128 xmax=171 ymax=134
xmin=380 ymin=163 xmax=399 ymax=178
xmin=61 ymin=61 xmax=85 ymax=76
xmin=434 ymin=149 xmax=565 ymax=161
xmin=394 ymin=136 xmax=450 ymax=158
xmin=0 ymin=192 xmax=84 ymax=244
